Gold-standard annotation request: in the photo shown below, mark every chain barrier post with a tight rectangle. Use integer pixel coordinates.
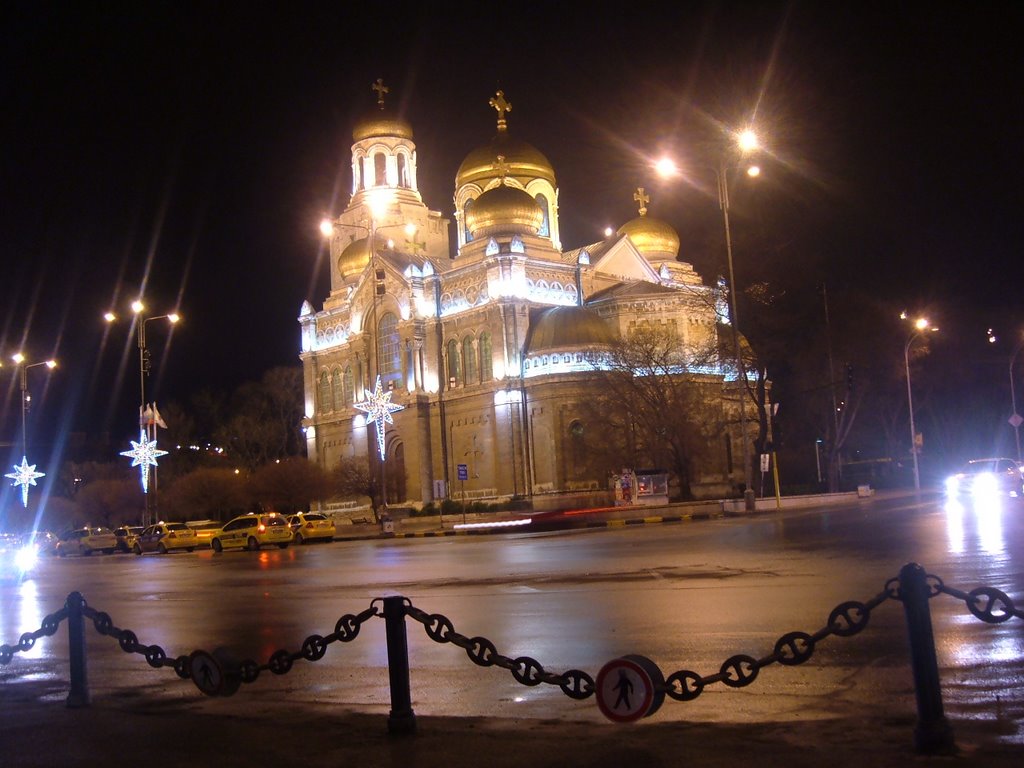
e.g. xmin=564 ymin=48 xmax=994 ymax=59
xmin=898 ymin=563 xmax=955 ymax=754
xmin=382 ymin=595 xmax=416 ymax=735
xmin=65 ymin=592 xmax=90 ymax=709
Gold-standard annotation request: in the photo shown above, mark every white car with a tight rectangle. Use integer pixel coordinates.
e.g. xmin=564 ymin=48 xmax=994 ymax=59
xmin=945 ymin=458 xmax=1024 ymax=498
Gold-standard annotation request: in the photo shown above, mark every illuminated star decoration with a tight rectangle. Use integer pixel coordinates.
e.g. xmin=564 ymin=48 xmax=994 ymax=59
xmin=5 ymin=456 xmax=45 ymax=507
xmin=120 ymin=429 xmax=168 ymax=493
xmin=354 ymin=375 xmax=405 ymax=459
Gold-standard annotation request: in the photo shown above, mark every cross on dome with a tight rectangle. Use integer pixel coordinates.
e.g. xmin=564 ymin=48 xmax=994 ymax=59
xmin=633 ymin=187 xmax=650 ymax=217
xmin=489 ymin=90 xmax=511 ymax=131
xmin=372 ymin=78 xmax=389 ymax=108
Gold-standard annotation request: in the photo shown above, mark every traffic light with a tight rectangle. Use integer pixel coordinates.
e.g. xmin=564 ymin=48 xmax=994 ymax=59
xmin=846 ymin=363 xmax=854 ymax=390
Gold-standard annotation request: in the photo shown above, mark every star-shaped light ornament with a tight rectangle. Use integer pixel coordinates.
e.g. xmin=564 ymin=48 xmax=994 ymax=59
xmin=120 ymin=429 xmax=168 ymax=493
xmin=5 ymin=456 xmax=45 ymax=507
xmin=354 ymin=376 xmax=405 ymax=459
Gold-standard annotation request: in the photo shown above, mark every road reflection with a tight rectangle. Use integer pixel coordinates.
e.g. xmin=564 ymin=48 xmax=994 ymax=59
xmin=943 ymin=494 xmax=1007 ymax=556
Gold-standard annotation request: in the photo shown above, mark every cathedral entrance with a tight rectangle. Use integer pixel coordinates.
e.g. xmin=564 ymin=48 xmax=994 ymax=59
xmin=387 ymin=441 xmax=407 ymax=504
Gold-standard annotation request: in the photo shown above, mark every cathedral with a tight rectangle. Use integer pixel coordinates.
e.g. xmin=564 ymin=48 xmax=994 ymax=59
xmin=299 ymin=82 xmax=751 ymax=510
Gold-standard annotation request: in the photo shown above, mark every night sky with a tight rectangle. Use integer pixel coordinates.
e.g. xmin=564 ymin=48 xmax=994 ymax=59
xmin=2 ymin=2 xmax=1022 ymax=452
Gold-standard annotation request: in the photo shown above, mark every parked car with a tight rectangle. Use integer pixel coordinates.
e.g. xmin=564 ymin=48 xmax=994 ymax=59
xmin=21 ymin=530 xmax=60 ymax=557
xmin=1 ymin=533 xmax=36 ymax=582
xmin=209 ymin=513 xmax=293 ymax=552
xmin=186 ymin=520 xmax=221 ymax=548
xmin=945 ymin=458 xmax=1024 ymax=499
xmin=57 ymin=527 xmax=117 ymax=556
xmin=286 ymin=512 xmax=335 ymax=544
xmin=133 ymin=522 xmax=198 ymax=554
xmin=113 ymin=525 xmax=144 ymax=553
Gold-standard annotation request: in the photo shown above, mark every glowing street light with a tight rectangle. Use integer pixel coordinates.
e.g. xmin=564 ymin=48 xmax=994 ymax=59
xmin=902 ymin=313 xmax=938 ymax=491
xmin=106 ymin=302 xmax=180 ymax=525
xmin=4 ymin=354 xmax=57 ymax=506
xmin=656 ymin=126 xmax=763 ymax=508
xmin=1008 ymin=333 xmax=1024 ymax=464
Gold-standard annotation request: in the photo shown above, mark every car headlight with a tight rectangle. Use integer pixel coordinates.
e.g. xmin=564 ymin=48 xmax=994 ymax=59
xmin=972 ymin=472 xmax=997 ymax=496
xmin=945 ymin=476 xmax=960 ymax=494
xmin=15 ymin=546 xmax=38 ymax=572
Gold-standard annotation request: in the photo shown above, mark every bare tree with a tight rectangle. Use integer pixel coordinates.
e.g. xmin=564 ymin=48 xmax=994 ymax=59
xmin=250 ymin=457 xmax=335 ymax=515
xmin=585 ymin=324 xmax=730 ymax=500
xmin=160 ymin=467 xmax=249 ymax=521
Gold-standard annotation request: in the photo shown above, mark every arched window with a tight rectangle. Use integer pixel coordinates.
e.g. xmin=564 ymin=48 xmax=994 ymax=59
xmin=446 ymin=339 xmax=461 ymax=386
xmin=463 ymin=198 xmax=475 ymax=243
xmin=318 ymin=371 xmax=331 ymax=413
xmin=373 ymin=152 xmax=387 ymax=187
xmin=397 ymin=154 xmax=408 ymax=188
xmin=332 ymin=369 xmax=344 ymax=411
xmin=378 ymin=312 xmax=401 ymax=387
xmin=479 ymin=332 xmax=493 ymax=381
xmin=462 ymin=336 xmax=476 ymax=385
xmin=535 ymin=194 xmax=550 ymax=237
xmin=343 ymin=366 xmax=354 ymax=406
xmin=569 ymin=420 xmax=586 ymax=478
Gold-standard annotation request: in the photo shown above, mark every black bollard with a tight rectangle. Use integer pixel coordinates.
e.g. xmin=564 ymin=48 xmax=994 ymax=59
xmin=382 ymin=595 xmax=416 ymax=735
xmin=898 ymin=562 xmax=955 ymax=754
xmin=65 ymin=592 xmax=90 ymax=708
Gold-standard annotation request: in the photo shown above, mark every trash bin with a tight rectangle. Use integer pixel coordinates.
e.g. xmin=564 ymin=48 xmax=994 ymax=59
xmin=380 ymin=514 xmax=394 ymax=534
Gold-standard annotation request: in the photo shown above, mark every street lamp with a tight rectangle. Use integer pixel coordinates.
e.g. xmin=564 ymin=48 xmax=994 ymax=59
xmin=106 ymin=302 xmax=180 ymax=526
xmin=1010 ymin=335 xmax=1024 ymax=464
xmin=657 ymin=128 xmax=761 ymax=508
xmin=902 ymin=314 xmax=937 ymax=491
xmin=4 ymin=354 xmax=57 ymax=507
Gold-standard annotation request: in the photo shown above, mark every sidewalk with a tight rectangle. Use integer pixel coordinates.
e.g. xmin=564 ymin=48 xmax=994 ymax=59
xmin=2 ymin=675 xmax=1020 ymax=767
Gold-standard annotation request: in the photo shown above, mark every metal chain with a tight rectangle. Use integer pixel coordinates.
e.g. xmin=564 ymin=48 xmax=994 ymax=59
xmin=81 ymin=604 xmax=191 ymax=678
xmin=404 ymin=604 xmax=595 ymax=700
xmin=236 ymin=606 xmax=379 ymax=685
xmin=0 ymin=606 xmax=67 ymax=666
xmin=659 ymin=584 xmax=895 ymax=702
xmin=932 ymin=575 xmax=1023 ymax=623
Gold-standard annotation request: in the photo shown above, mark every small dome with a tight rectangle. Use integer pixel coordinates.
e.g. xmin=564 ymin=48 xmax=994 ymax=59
xmin=617 ymin=214 xmax=680 ymax=261
xmin=527 ymin=306 xmax=614 ymax=354
xmin=353 ymin=105 xmax=413 ymax=142
xmin=337 ymin=234 xmax=386 ymax=282
xmin=456 ymin=132 xmax=555 ymax=189
xmin=465 ymin=184 xmax=544 ymax=238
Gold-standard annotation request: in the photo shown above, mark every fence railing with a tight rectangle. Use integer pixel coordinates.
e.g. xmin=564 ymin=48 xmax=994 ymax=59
xmin=2 ymin=562 xmax=1020 ymax=754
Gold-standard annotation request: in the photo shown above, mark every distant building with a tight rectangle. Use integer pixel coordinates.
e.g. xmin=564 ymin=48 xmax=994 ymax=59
xmin=299 ymin=84 xmax=753 ymax=509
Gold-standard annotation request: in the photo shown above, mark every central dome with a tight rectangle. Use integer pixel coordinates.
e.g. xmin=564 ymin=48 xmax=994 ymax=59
xmin=456 ymin=132 xmax=555 ymax=188
xmin=465 ymin=183 xmax=544 ymax=238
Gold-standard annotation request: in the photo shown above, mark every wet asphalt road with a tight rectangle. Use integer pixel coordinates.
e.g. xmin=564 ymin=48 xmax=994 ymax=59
xmin=2 ymin=491 xmax=1022 ymax=741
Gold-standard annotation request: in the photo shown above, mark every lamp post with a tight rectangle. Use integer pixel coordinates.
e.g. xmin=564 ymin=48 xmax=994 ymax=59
xmin=5 ymin=354 xmax=56 ymax=507
xmin=717 ymin=131 xmax=760 ymax=509
xmin=1010 ymin=336 xmax=1024 ymax=464
xmin=656 ymin=129 xmax=760 ymax=509
xmin=903 ymin=315 xmax=937 ymax=491
xmin=106 ymin=302 xmax=180 ymax=526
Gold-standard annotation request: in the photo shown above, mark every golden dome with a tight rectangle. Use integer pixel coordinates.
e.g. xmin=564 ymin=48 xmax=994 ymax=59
xmin=337 ymin=234 xmax=385 ymax=282
xmin=465 ymin=183 xmax=544 ymax=238
xmin=617 ymin=214 xmax=680 ymax=261
xmin=527 ymin=307 xmax=614 ymax=354
xmin=353 ymin=106 xmax=413 ymax=142
xmin=456 ymin=132 xmax=555 ymax=188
